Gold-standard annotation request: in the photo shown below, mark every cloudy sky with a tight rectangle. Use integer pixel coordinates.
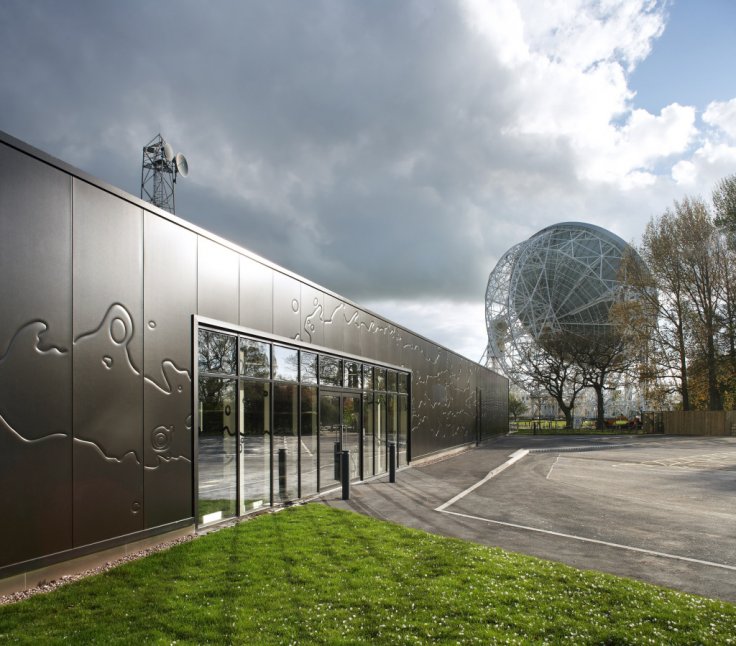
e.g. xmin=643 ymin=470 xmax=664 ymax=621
xmin=2 ymin=0 xmax=735 ymax=361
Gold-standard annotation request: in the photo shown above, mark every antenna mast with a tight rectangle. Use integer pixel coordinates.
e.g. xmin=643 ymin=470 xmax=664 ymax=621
xmin=140 ymin=134 xmax=188 ymax=214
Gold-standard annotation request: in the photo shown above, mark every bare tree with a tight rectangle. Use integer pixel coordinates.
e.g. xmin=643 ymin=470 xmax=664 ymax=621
xmin=713 ymin=173 xmax=736 ymax=232
xmin=517 ymin=330 xmax=587 ymax=429
xmin=634 ymin=213 xmax=693 ymax=409
xmin=674 ymin=197 xmax=723 ymax=410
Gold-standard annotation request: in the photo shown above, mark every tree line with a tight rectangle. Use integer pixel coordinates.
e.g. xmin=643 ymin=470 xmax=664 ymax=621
xmin=627 ymin=173 xmax=736 ymax=412
xmin=512 ymin=173 xmax=736 ymax=428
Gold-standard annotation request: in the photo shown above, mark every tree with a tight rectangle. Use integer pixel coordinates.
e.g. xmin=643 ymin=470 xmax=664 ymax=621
xmin=508 ymin=392 xmax=528 ymax=422
xmin=712 ymin=173 xmax=736 ymax=233
xmin=674 ymin=197 xmax=723 ymax=410
xmin=517 ymin=330 xmax=586 ymax=429
xmin=634 ymin=187 xmax=736 ymax=412
xmin=634 ymin=213 xmax=692 ymax=409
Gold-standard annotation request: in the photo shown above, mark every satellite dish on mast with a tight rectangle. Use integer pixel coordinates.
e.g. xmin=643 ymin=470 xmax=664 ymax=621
xmin=162 ymin=141 xmax=174 ymax=162
xmin=175 ymin=153 xmax=189 ymax=178
xmin=141 ymin=134 xmax=189 ymax=214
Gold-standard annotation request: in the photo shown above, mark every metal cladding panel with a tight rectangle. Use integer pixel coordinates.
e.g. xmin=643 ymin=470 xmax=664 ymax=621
xmin=408 ymin=337 xmax=447 ymax=457
xmin=240 ymin=256 xmax=274 ymax=332
xmin=72 ymin=179 xmax=144 ymax=545
xmin=483 ymin=369 xmax=509 ymax=437
xmin=143 ymin=213 xmax=197 ymax=527
xmin=197 ymin=237 xmax=239 ymax=324
xmin=343 ymin=304 xmax=361 ymax=356
xmin=321 ymin=293 xmax=346 ymax=352
xmin=0 ymin=143 xmax=73 ymax=566
xmin=300 ymin=284 xmax=324 ymax=347
xmin=240 ymin=255 xmax=274 ymax=333
xmin=358 ymin=311 xmax=379 ymax=358
xmin=273 ymin=272 xmax=302 ymax=341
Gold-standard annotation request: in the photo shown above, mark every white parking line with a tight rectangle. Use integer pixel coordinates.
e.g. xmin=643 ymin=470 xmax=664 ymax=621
xmin=434 ymin=444 xmax=736 ymax=573
xmin=435 ymin=449 xmax=529 ymax=512
xmin=438 ymin=508 xmax=736 ymax=572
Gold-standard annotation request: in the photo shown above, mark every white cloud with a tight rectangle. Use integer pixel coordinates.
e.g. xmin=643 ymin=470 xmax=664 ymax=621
xmin=664 ymin=98 xmax=736 ymax=190
xmin=365 ymin=298 xmax=488 ymax=363
xmin=461 ymin=0 xmax=692 ymax=189
xmin=703 ymin=98 xmax=736 ymax=140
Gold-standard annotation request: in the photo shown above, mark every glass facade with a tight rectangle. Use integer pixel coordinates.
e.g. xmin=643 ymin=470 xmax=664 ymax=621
xmin=197 ymin=327 xmax=411 ymax=525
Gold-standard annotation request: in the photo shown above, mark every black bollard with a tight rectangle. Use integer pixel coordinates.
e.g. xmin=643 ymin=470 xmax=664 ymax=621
xmin=341 ymin=450 xmax=350 ymax=500
xmin=389 ymin=441 xmax=396 ymax=483
xmin=278 ymin=448 xmax=287 ymax=500
xmin=334 ymin=441 xmax=341 ymax=480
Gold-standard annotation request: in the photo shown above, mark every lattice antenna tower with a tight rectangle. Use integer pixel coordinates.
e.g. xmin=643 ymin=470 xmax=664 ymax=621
xmin=140 ymin=134 xmax=188 ymax=214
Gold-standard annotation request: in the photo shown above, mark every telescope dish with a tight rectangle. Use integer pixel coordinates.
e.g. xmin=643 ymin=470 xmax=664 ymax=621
xmin=175 ymin=153 xmax=189 ymax=177
xmin=163 ymin=141 xmax=174 ymax=162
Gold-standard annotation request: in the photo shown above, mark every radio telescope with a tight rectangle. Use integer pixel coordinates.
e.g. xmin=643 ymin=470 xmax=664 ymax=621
xmin=485 ymin=222 xmax=638 ymax=384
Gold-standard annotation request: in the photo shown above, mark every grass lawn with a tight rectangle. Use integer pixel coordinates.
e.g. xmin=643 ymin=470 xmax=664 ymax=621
xmin=1 ymin=504 xmax=734 ymax=644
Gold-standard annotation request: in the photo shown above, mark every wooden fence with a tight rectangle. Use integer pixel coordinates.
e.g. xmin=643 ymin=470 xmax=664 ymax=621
xmin=662 ymin=410 xmax=736 ymax=436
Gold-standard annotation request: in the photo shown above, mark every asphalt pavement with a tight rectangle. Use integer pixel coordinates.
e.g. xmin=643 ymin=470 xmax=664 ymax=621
xmin=321 ymin=434 xmax=736 ymax=603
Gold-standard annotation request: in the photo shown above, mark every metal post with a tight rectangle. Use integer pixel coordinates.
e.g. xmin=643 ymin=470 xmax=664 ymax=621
xmin=389 ymin=441 xmax=396 ymax=483
xmin=341 ymin=450 xmax=350 ymax=500
xmin=278 ymin=448 xmax=287 ymax=500
xmin=334 ymin=441 xmax=342 ymax=480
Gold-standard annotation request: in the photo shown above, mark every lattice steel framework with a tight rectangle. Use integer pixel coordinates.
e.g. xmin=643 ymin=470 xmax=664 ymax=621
xmin=485 ymin=222 xmax=635 ymax=385
xmin=141 ymin=134 xmax=176 ymax=214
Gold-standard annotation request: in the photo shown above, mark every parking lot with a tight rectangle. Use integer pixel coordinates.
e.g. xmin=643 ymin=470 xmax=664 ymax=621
xmin=324 ymin=434 xmax=736 ymax=602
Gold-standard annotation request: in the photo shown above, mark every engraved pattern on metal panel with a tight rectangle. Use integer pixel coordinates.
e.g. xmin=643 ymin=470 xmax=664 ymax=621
xmin=72 ymin=179 xmax=144 ymax=545
xmin=0 ymin=143 xmax=73 ymax=566
xmin=143 ymin=213 xmax=197 ymax=526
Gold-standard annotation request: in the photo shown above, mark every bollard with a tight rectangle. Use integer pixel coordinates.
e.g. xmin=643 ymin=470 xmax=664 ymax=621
xmin=334 ymin=441 xmax=342 ymax=480
xmin=389 ymin=441 xmax=396 ymax=483
xmin=278 ymin=448 xmax=287 ymax=500
xmin=341 ymin=450 xmax=350 ymax=500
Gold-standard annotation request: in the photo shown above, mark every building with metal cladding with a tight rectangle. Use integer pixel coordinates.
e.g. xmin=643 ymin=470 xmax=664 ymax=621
xmin=0 ymin=131 xmax=508 ymax=587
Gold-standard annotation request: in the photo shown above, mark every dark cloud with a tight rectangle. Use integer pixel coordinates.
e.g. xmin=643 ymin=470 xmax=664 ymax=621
xmin=1 ymin=0 xmax=723 ymax=325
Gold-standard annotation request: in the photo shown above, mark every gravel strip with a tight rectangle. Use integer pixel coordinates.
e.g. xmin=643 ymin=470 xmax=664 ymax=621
xmin=0 ymin=534 xmax=195 ymax=607
xmin=0 ymin=506 xmax=286 ymax=607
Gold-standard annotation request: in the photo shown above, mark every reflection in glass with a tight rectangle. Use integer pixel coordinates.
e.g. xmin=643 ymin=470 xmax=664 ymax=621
xmin=387 ymin=370 xmax=397 ymax=392
xmin=398 ymin=372 xmax=409 ymax=394
xmin=273 ymin=345 xmax=299 ymax=382
xmin=198 ymin=330 xmax=237 ymax=375
xmin=273 ymin=383 xmax=298 ymax=501
xmin=300 ymin=351 xmax=318 ymax=384
xmin=387 ymin=394 xmax=398 ymax=457
xmin=363 ymin=365 xmax=374 ymax=391
xmin=319 ymin=356 xmax=342 ymax=386
xmin=375 ymin=368 xmax=387 ymax=391
xmin=300 ymin=386 xmax=318 ymax=496
xmin=239 ymin=338 xmax=271 ymax=378
xmin=363 ymin=393 xmax=374 ymax=477
xmin=240 ymin=380 xmax=270 ymax=510
xmin=319 ymin=394 xmax=340 ymax=489
xmin=376 ymin=393 xmax=387 ymax=473
xmin=342 ymin=395 xmax=361 ymax=480
xmin=197 ymin=377 xmax=237 ymax=523
xmin=398 ymin=394 xmax=409 ymax=466
xmin=344 ymin=361 xmax=362 ymax=389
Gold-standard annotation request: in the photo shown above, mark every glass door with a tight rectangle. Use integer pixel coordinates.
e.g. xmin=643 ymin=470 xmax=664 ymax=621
xmin=342 ymin=394 xmax=361 ymax=480
xmin=319 ymin=392 xmax=362 ymax=490
xmin=197 ymin=377 xmax=237 ymax=524
xmin=240 ymin=381 xmax=270 ymax=511
xmin=319 ymin=393 xmax=341 ymax=490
